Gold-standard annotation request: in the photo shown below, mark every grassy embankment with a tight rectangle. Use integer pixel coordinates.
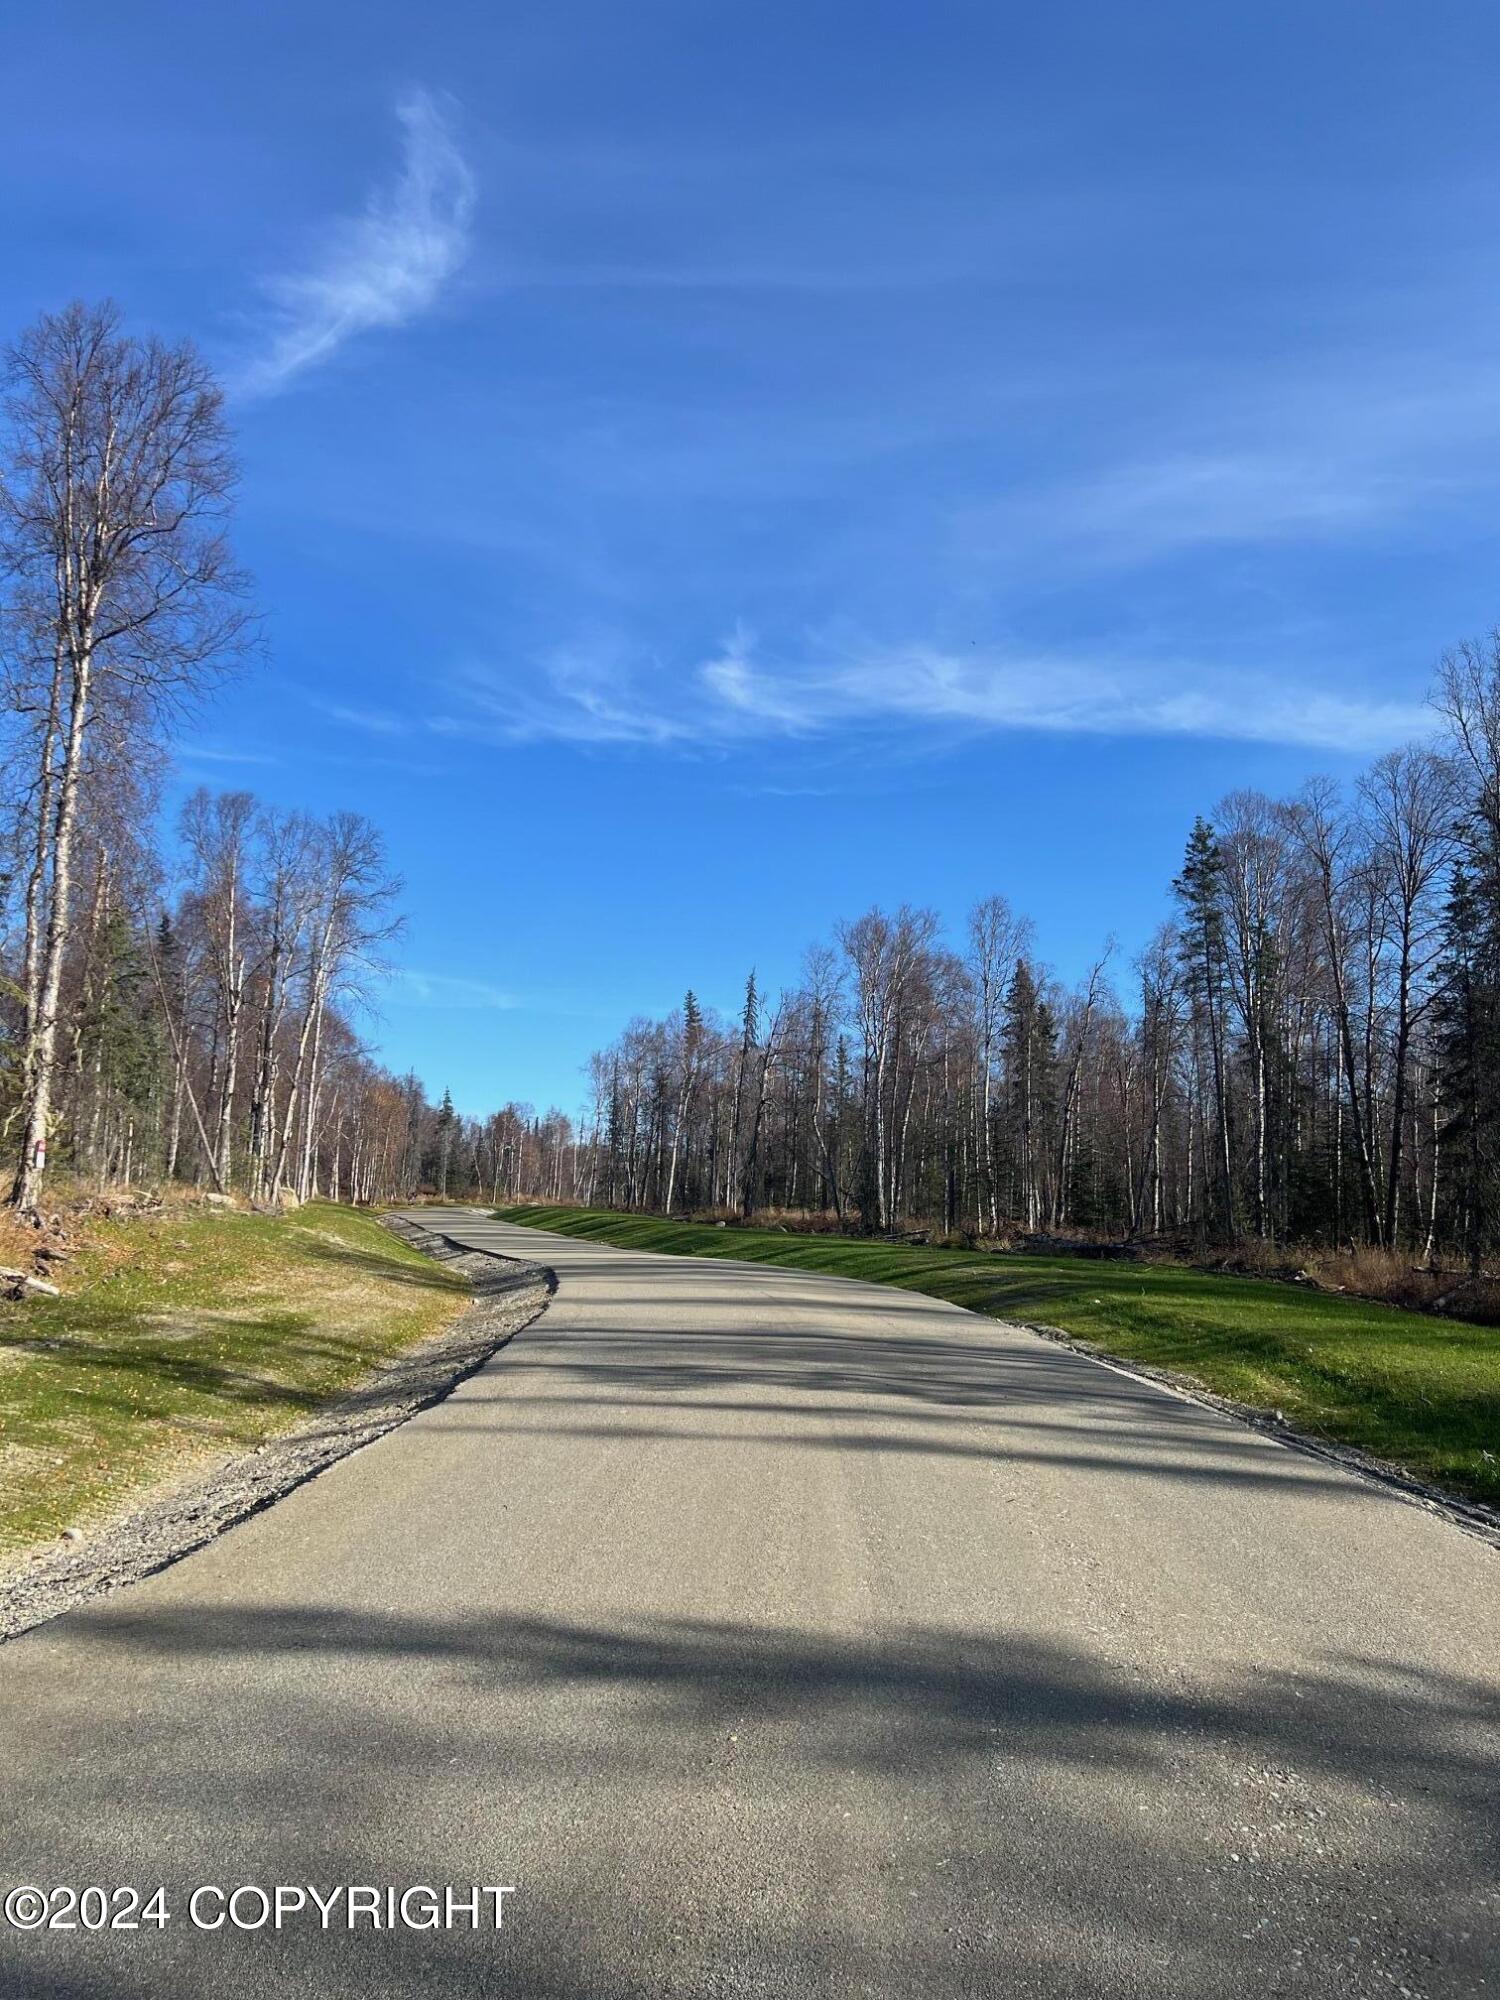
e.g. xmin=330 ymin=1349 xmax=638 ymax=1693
xmin=495 ymin=1205 xmax=1500 ymax=1509
xmin=0 ymin=1201 xmax=469 ymax=1558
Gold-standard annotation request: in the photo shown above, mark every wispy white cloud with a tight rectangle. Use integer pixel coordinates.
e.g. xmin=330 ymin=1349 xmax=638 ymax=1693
xmin=175 ymin=740 xmax=284 ymax=767
xmin=240 ymin=88 xmax=475 ymax=396
xmin=174 ymin=721 xmax=442 ymax=780
xmin=1030 ymin=448 xmax=1410 ymax=560
xmin=391 ymin=969 xmax=519 ymax=1010
xmin=435 ymin=643 xmax=698 ymax=748
xmin=967 ymin=358 xmax=1500 ymax=573
xmin=314 ymin=699 xmax=407 ymax=735
xmin=973 ymin=444 xmax=1438 ymax=575
xmin=699 ymin=625 xmax=813 ymax=731
xmin=431 ymin=631 xmax=1430 ymax=757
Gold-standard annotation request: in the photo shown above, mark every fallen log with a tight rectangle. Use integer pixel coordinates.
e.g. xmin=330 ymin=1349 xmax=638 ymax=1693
xmin=0 ymin=1269 xmax=61 ymax=1300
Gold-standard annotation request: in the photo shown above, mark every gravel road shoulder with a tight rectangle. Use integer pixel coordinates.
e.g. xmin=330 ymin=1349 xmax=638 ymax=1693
xmin=0 ymin=1218 xmax=551 ymax=1643
xmin=1013 ymin=1313 xmax=1500 ymax=1551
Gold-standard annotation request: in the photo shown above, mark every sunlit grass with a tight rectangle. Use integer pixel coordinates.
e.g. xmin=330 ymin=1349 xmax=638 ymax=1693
xmin=0 ymin=1202 xmax=469 ymax=1555
xmin=496 ymin=1205 xmax=1500 ymax=1508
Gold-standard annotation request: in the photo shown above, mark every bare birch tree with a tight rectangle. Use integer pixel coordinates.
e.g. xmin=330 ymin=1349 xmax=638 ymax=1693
xmin=2 ymin=302 xmax=248 ymax=1208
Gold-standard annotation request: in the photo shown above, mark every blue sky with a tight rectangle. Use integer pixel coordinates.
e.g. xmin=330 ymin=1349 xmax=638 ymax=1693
xmin=7 ymin=1 xmax=1500 ymax=1116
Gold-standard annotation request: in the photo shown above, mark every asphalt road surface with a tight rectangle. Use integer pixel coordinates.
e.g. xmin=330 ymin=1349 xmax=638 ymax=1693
xmin=2 ymin=1210 xmax=1496 ymax=1999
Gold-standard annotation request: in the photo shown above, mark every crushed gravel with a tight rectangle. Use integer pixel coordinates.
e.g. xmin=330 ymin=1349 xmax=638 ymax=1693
xmin=0 ymin=1218 xmax=551 ymax=1643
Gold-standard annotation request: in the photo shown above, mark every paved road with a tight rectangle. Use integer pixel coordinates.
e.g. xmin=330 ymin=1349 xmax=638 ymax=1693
xmin=2 ymin=1212 xmax=1496 ymax=1998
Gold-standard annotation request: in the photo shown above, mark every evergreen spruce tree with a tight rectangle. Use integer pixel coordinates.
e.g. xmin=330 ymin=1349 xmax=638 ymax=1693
xmin=728 ymin=971 xmax=759 ymax=1211
xmin=1174 ymin=818 xmax=1236 ymax=1237
xmin=1434 ymin=818 xmax=1500 ymax=1267
xmin=1002 ymin=961 xmax=1055 ymax=1230
xmin=435 ymin=1087 xmax=457 ymax=1198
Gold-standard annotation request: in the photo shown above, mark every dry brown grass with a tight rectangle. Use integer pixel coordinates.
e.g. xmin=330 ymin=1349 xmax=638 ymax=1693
xmin=0 ymin=1208 xmax=42 ymax=1275
xmin=0 ymin=1178 xmax=243 ymax=1290
xmin=681 ymin=1203 xmax=1500 ymax=1326
xmin=1267 ymin=1243 xmax=1500 ymax=1323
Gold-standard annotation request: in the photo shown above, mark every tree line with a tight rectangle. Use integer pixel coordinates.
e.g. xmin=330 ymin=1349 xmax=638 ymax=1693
xmin=10 ymin=296 xmax=1500 ymax=1254
xmin=511 ymin=654 xmax=1500 ymax=1266
xmin=0 ymin=302 xmax=461 ymax=1208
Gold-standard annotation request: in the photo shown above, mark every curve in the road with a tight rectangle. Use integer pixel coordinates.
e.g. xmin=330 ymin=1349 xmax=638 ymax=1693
xmin=2 ymin=1209 xmax=1495 ymax=2000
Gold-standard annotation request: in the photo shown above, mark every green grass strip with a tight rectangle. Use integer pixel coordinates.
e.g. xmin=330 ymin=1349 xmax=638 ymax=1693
xmin=495 ymin=1205 xmax=1500 ymax=1509
xmin=0 ymin=1202 xmax=468 ymax=1555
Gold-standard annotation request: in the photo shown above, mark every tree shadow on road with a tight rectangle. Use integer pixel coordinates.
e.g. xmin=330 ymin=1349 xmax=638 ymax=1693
xmin=458 ymin=1312 xmax=1406 ymax=1504
xmin=6 ymin=1604 xmax=1496 ymax=2000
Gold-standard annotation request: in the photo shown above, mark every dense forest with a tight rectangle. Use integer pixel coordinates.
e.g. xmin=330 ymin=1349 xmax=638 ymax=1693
xmin=506 ymin=657 xmax=1500 ymax=1267
xmin=0 ymin=304 xmax=471 ymax=1208
xmin=8 ymin=298 xmax=1500 ymax=1263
